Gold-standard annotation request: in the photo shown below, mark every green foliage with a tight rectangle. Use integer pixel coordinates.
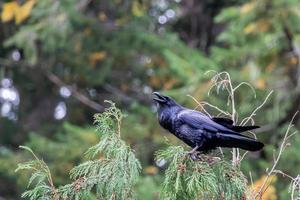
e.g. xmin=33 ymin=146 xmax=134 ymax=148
xmin=4 ymin=0 xmax=72 ymax=64
xmin=16 ymin=102 xmax=141 ymax=200
xmin=212 ymin=1 xmax=300 ymax=197
xmin=60 ymin=102 xmax=141 ymax=200
xmin=0 ymin=123 xmax=98 ymax=188
xmin=15 ymin=146 xmax=55 ymax=200
xmin=15 ymin=101 xmax=253 ymax=200
xmin=135 ymin=176 xmax=161 ymax=200
xmin=155 ymin=146 xmax=247 ymax=200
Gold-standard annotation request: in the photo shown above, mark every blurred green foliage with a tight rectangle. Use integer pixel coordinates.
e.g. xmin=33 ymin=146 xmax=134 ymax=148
xmin=0 ymin=0 xmax=300 ymax=199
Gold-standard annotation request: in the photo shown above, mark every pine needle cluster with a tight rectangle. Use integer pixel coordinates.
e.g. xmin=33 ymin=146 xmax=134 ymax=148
xmin=16 ymin=101 xmax=141 ymax=200
xmin=155 ymin=145 xmax=247 ymax=200
xmin=15 ymin=146 xmax=58 ymax=200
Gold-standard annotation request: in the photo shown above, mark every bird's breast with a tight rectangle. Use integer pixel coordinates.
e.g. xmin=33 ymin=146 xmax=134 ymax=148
xmin=158 ymin=114 xmax=175 ymax=133
xmin=159 ymin=118 xmax=173 ymax=132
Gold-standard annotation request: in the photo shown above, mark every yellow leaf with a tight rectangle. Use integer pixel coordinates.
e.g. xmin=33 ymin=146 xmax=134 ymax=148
xmin=15 ymin=0 xmax=36 ymax=24
xmin=250 ymin=175 xmax=277 ymax=200
xmin=240 ymin=2 xmax=254 ymax=14
xmin=144 ymin=166 xmax=158 ymax=175
xmin=89 ymin=51 xmax=107 ymax=66
xmin=244 ymin=23 xmax=257 ymax=34
xmin=256 ymin=78 xmax=266 ymax=89
xmin=1 ymin=2 xmax=18 ymax=22
xmin=244 ymin=20 xmax=271 ymax=34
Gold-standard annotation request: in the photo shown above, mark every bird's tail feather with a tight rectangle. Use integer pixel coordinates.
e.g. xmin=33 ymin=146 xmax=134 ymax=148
xmin=212 ymin=117 xmax=260 ymax=133
xmin=230 ymin=125 xmax=260 ymax=132
xmin=217 ymin=133 xmax=264 ymax=151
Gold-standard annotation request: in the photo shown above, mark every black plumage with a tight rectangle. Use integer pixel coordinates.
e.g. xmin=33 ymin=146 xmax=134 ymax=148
xmin=153 ymin=92 xmax=264 ymax=154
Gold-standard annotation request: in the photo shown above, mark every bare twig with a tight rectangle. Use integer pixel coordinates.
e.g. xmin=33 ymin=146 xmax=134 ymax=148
xmin=209 ymin=72 xmax=239 ymax=165
xmin=255 ymin=112 xmax=298 ymax=198
xmin=233 ymin=82 xmax=256 ymax=97
xmin=273 ymin=170 xmax=294 ymax=180
xmin=205 ymin=71 xmax=263 ymax=166
xmin=290 ymin=175 xmax=300 ymax=200
xmin=197 ymin=71 xmax=273 ymax=167
xmin=249 ymin=171 xmax=254 ymax=187
xmin=240 ymin=151 xmax=248 ymax=162
xmin=187 ymin=95 xmax=230 ymax=117
xmin=199 ymin=101 xmax=231 ymax=117
xmin=239 ymin=91 xmax=273 ymax=163
xmin=240 ymin=91 xmax=273 ymax=126
xmin=226 ymin=73 xmax=239 ymax=166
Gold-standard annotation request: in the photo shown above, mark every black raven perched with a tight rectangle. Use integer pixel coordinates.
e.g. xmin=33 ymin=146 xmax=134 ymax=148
xmin=153 ymin=92 xmax=264 ymax=157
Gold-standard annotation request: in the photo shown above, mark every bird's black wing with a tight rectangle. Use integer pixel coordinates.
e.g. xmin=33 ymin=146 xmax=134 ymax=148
xmin=177 ymin=110 xmax=264 ymax=151
xmin=178 ymin=110 xmax=236 ymax=134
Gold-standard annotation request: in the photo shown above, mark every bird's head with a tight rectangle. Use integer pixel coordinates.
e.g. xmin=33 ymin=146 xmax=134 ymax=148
xmin=152 ymin=92 xmax=178 ymax=109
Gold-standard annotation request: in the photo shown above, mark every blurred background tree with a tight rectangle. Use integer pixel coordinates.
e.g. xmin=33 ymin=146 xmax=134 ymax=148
xmin=0 ymin=0 xmax=299 ymax=199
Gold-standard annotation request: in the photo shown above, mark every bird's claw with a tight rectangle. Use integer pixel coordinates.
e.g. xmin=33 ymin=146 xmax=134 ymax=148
xmin=188 ymin=152 xmax=200 ymax=161
xmin=187 ymin=146 xmax=200 ymax=161
xmin=187 ymin=152 xmax=221 ymax=163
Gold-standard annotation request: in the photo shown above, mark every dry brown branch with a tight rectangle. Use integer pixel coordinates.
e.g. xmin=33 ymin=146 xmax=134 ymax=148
xmin=0 ymin=58 xmax=105 ymax=112
xmin=46 ymin=72 xmax=104 ymax=112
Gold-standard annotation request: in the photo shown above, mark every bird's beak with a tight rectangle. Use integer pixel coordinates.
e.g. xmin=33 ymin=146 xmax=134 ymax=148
xmin=152 ymin=92 xmax=166 ymax=103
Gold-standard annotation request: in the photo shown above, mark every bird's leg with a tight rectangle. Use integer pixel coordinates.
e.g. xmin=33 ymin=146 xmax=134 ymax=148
xmin=189 ymin=146 xmax=198 ymax=154
xmin=188 ymin=146 xmax=199 ymax=161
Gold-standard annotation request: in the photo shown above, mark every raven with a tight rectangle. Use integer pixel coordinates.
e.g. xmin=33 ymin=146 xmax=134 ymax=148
xmin=153 ymin=92 xmax=264 ymax=157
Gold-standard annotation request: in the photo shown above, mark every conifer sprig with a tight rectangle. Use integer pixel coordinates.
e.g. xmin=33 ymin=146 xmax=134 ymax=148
xmin=15 ymin=146 xmax=58 ymax=200
xmin=155 ymin=146 xmax=247 ymax=200
xmin=16 ymin=102 xmax=141 ymax=200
